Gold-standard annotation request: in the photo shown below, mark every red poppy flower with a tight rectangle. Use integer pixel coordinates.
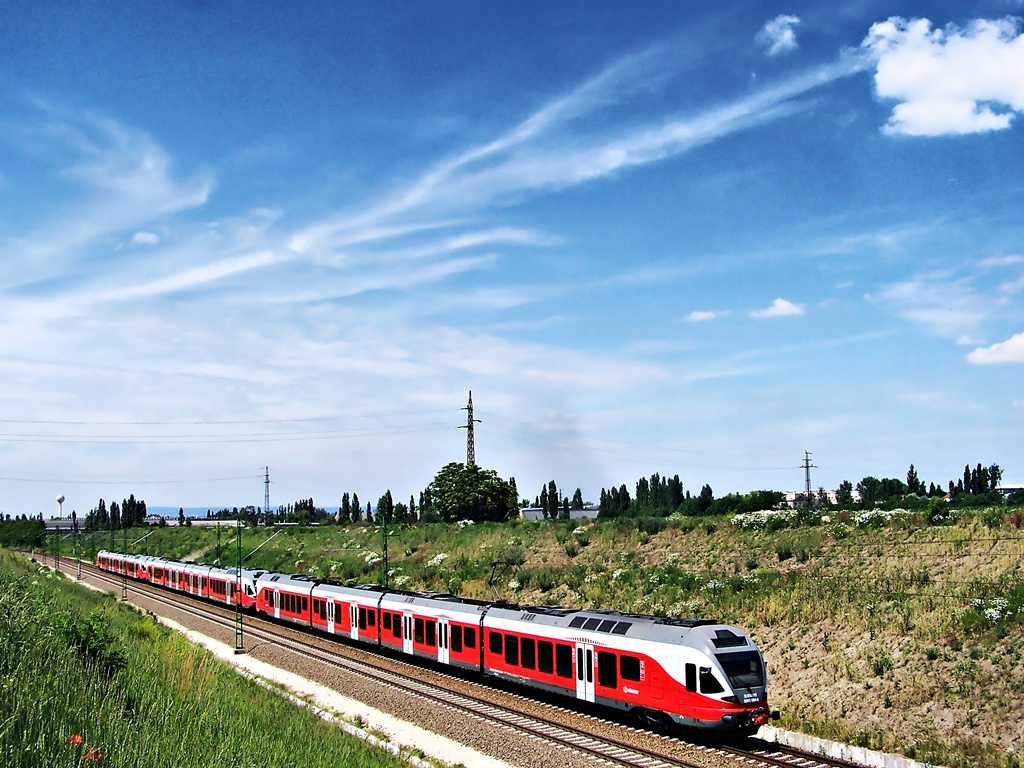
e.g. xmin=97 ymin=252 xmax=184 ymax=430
xmin=83 ymin=748 xmax=103 ymax=761
xmin=70 ymin=734 xmax=84 ymax=746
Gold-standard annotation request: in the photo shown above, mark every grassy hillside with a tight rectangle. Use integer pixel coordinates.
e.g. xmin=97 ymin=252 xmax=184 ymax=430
xmin=0 ymin=550 xmax=415 ymax=768
xmin=73 ymin=505 xmax=1024 ymax=768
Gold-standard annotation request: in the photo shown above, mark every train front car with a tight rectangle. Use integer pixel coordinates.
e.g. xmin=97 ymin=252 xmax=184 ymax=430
xmin=668 ymin=618 xmax=776 ymax=732
xmin=482 ymin=606 xmax=775 ymax=734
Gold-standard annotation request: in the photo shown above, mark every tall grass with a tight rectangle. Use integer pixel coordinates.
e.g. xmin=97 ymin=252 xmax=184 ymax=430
xmin=0 ymin=551 xmax=408 ymax=768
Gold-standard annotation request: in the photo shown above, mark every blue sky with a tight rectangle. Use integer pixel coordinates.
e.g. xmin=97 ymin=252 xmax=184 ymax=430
xmin=2 ymin=1 xmax=1023 ymax=516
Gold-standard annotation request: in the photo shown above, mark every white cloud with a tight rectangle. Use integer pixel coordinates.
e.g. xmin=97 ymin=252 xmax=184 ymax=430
xmin=687 ymin=310 xmax=717 ymax=321
xmin=750 ymin=298 xmax=804 ymax=318
xmin=757 ymin=15 xmax=801 ymax=57
xmin=862 ymin=17 xmax=1024 ymax=136
xmin=967 ymin=332 xmax=1024 ymax=363
xmin=131 ymin=231 xmax=160 ymax=246
xmin=980 ymin=253 xmax=1024 ymax=268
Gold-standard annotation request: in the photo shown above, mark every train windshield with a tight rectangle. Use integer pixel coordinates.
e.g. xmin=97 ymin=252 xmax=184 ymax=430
xmin=716 ymin=651 xmax=764 ymax=689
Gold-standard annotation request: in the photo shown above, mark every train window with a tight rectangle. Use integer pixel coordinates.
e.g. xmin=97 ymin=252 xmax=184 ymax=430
xmin=520 ymin=638 xmax=535 ymax=670
xmin=699 ymin=667 xmax=725 ymax=694
xmin=620 ymin=655 xmax=641 ymax=682
xmin=598 ymin=620 xmax=617 ymax=633
xmin=505 ymin=635 xmax=519 ymax=666
xmin=392 ymin=615 xmax=402 ymax=639
xmin=464 ymin=627 xmax=476 ymax=649
xmin=538 ymin=641 xmax=553 ymax=674
xmin=576 ymin=648 xmax=583 ymax=680
xmin=425 ymin=620 xmax=436 ymax=647
xmin=583 ymin=618 xmax=602 ymax=631
xmin=383 ymin=612 xmax=392 ymax=631
xmin=367 ymin=610 xmax=375 ymax=627
xmin=612 ymin=621 xmax=632 ymax=635
xmin=685 ymin=663 xmax=696 ymax=692
xmin=569 ymin=616 xmax=586 ymax=629
xmin=319 ymin=601 xmax=327 ymax=621
xmin=489 ymin=631 xmax=503 ymax=655
xmin=597 ymin=651 xmax=617 ymax=688
xmin=302 ymin=597 xmax=308 ymax=613
xmin=716 ymin=651 xmax=764 ymax=688
xmin=334 ymin=603 xmax=343 ymax=624
xmin=586 ymin=650 xmax=593 ymax=684
xmin=414 ymin=617 xmax=424 ymax=644
xmin=359 ymin=607 xmax=367 ymax=630
xmin=556 ymin=644 xmax=573 ymax=678
xmin=451 ymin=625 xmax=463 ymax=653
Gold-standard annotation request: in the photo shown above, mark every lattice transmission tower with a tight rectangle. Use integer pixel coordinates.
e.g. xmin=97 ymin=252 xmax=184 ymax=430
xmin=460 ymin=391 xmax=482 ymax=466
xmin=802 ymin=451 xmax=817 ymax=504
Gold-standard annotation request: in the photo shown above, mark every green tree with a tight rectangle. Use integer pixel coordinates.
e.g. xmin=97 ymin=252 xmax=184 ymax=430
xmin=906 ymin=464 xmax=921 ymax=495
xmin=571 ymin=488 xmax=584 ymax=510
xmin=426 ymin=462 xmax=517 ymax=523
xmin=376 ymin=490 xmax=394 ymax=523
xmin=836 ymin=480 xmax=854 ymax=506
xmin=697 ymin=484 xmax=714 ymax=515
xmin=340 ymin=493 xmax=350 ymax=524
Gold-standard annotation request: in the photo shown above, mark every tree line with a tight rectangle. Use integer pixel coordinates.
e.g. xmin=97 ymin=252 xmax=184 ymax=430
xmin=30 ymin=457 xmax=1012 ymax=537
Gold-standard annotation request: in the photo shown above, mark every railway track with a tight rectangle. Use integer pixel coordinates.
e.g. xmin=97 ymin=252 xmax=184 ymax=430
xmin=43 ymin=553 xmax=869 ymax=768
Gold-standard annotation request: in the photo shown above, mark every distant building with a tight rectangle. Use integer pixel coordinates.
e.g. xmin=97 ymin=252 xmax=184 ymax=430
xmin=519 ymin=506 xmax=596 ymax=521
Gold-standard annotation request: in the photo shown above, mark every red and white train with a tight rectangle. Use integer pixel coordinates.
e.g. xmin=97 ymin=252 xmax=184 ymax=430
xmin=98 ymin=549 xmax=777 ymax=733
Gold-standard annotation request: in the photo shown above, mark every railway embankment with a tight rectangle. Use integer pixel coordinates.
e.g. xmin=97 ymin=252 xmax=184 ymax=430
xmin=39 ymin=503 xmax=1024 ymax=768
xmin=0 ymin=550 xmax=415 ymax=768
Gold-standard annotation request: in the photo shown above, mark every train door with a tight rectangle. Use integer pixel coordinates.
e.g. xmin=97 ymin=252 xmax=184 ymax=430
xmin=273 ymin=589 xmax=281 ymax=620
xmin=403 ymin=612 xmax=413 ymax=655
xmin=438 ymin=618 xmax=449 ymax=664
xmin=575 ymin=641 xmax=595 ymax=703
xmin=350 ymin=603 xmax=359 ymax=640
xmin=327 ymin=599 xmax=335 ymax=634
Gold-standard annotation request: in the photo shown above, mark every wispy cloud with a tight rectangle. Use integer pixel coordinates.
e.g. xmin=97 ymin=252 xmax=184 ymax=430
xmin=757 ymin=15 xmax=802 ymax=56
xmin=289 ymin=48 xmax=863 ymax=258
xmin=750 ymin=298 xmax=805 ymax=318
xmin=2 ymin=107 xmax=211 ymax=280
xmin=878 ymin=274 xmax=996 ymax=340
xmin=862 ymin=17 xmax=1024 ymax=136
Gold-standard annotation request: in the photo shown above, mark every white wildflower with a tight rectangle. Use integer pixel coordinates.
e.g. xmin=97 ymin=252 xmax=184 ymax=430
xmin=507 ymin=579 xmax=521 ymax=590
xmin=427 ymin=552 xmax=449 ymax=567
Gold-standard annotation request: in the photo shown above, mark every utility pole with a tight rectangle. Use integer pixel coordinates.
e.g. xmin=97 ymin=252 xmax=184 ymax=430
xmin=380 ymin=518 xmax=389 ymax=589
xmin=122 ymin=523 xmax=128 ymax=600
xmin=802 ymin=451 xmax=817 ymax=506
xmin=264 ymin=466 xmax=271 ymax=523
xmin=73 ymin=511 xmax=81 ymax=579
xmin=234 ymin=516 xmax=245 ymax=654
xmin=459 ymin=390 xmax=482 ymax=466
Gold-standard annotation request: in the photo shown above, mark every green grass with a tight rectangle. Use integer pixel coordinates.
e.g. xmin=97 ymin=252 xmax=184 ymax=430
xmin=56 ymin=505 xmax=1024 ymax=768
xmin=0 ymin=551 xmax=410 ymax=768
